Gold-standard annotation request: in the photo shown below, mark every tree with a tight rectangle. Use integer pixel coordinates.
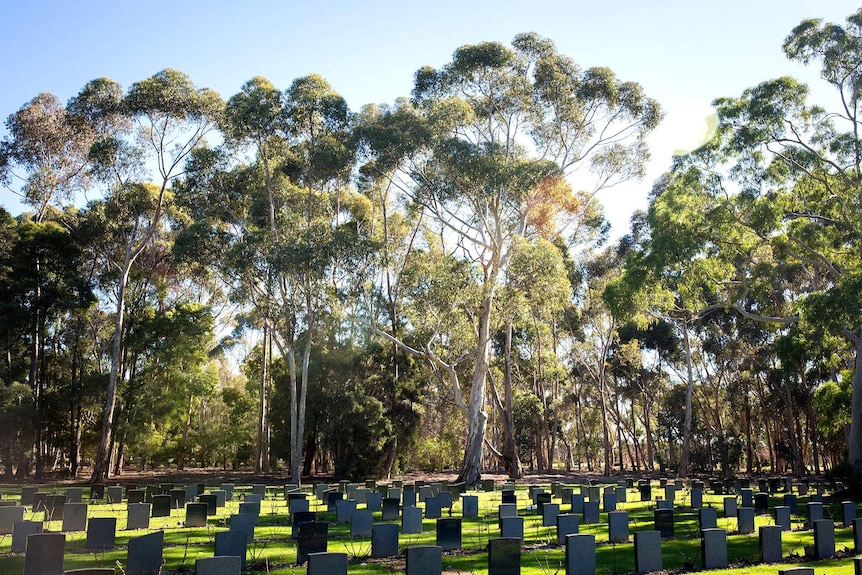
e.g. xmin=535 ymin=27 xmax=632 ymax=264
xmin=359 ymin=33 xmax=661 ymax=483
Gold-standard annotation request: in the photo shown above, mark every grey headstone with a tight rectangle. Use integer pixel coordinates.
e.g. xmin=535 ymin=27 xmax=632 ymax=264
xmin=439 ymin=490 xmax=453 ymax=509
xmin=501 ymin=490 xmax=516 ymax=505
xmin=813 ymin=519 xmax=835 ymax=559
xmin=691 ymin=488 xmax=703 ymax=509
xmin=24 ymin=532 xmax=65 ymax=575
xmin=297 ymin=521 xmax=328 ymax=565
xmin=62 ymin=503 xmax=88 ymax=532
xmin=755 ymin=492 xmax=769 ymax=513
xmin=583 ymin=501 xmax=599 ymax=524
xmin=85 ymin=517 xmax=116 ymax=550
xmin=700 ymin=528 xmax=727 ymax=569
xmin=488 ymin=537 xmax=520 ymax=575
xmin=382 ymin=497 xmax=400 ymax=521
xmin=151 ymin=495 xmax=171 ymax=518
xmin=403 ymin=489 xmax=417 ymax=508
xmin=220 ymin=484 xmax=235 ymax=501
xmin=126 ymin=503 xmax=150 ymax=530
xmin=602 ymin=492 xmax=616 ymax=512
xmin=195 ymin=555 xmax=241 ymax=575
xmin=844 ymin=501 xmax=858 ymax=527
xmin=740 ymin=488 xmax=753 ymax=507
xmin=198 ymin=494 xmax=217 ymax=515
xmin=288 ymin=497 xmax=309 ymax=515
xmin=350 ymin=508 xmax=373 ymax=538
xmin=21 ymin=487 xmax=36 ymax=506
xmin=570 ymin=493 xmax=584 ymax=513
xmin=759 ymin=524 xmax=782 ymax=563
xmin=45 ymin=494 xmax=66 ymax=521
xmin=12 ymin=520 xmax=43 ymax=553
xmin=634 ymin=530 xmax=662 ymax=574
xmin=699 ymin=507 xmax=718 ymax=530
xmin=664 ymin=484 xmax=676 ymax=504
xmin=32 ymin=493 xmax=48 ymax=513
xmin=65 ymin=488 xmax=83 ymax=504
xmin=372 ymin=522 xmax=399 ymax=557
xmin=419 ymin=486 xmax=433 ymax=502
xmin=406 ymin=545 xmax=442 ymax=575
xmin=723 ymin=496 xmax=737 ymax=518
xmin=536 ymin=492 xmax=552 ymax=512
xmin=777 ymin=568 xmax=815 ymax=575
xmin=639 ymin=483 xmax=651 ymax=501
xmin=291 ymin=511 xmax=316 ymax=538
xmin=229 ymin=513 xmax=255 ymax=543
xmin=737 ymin=507 xmax=755 ymax=534
xmin=126 ymin=530 xmax=164 ymax=575
xmin=184 ymin=485 xmax=198 ymax=504
xmin=185 ymin=502 xmax=208 ymax=528
xmin=402 ymin=506 xmax=423 ymax=534
xmin=807 ymin=501 xmax=823 ymax=527
xmin=212 ymin=490 xmax=226 ymax=508
xmin=0 ymin=505 xmax=25 ymax=534
xmin=436 ymin=517 xmax=461 ymax=551
xmin=483 ymin=479 xmax=496 ymax=492
xmin=608 ymin=511 xmax=629 ymax=543
xmin=656 ymin=498 xmax=673 ymax=510
xmin=252 ymin=484 xmax=266 ymax=498
xmin=854 ymin=517 xmax=862 ymax=552
xmin=500 ymin=516 xmax=523 ymax=540
xmin=775 ymin=506 xmax=791 ymax=531
xmin=462 ymin=495 xmax=479 ymax=518
xmin=425 ymin=496 xmax=442 ymax=519
xmin=335 ymin=499 xmax=356 ymax=523
xmin=62 ymin=569 xmax=115 ymax=575
xmin=307 ymin=552 xmax=348 ymax=575
xmin=784 ymin=493 xmax=798 ymax=514
xmin=169 ymin=489 xmax=186 ymax=509
xmin=238 ymin=501 xmax=260 ymax=518
xmin=565 ymin=533 xmax=596 ymax=575
xmin=215 ymin=529 xmax=247 ymax=569
xmin=542 ymin=502 xmax=560 ymax=526
xmin=366 ymin=492 xmax=382 ymax=512
xmin=654 ymin=508 xmax=674 ymax=538
xmin=615 ymin=486 xmax=627 ymax=503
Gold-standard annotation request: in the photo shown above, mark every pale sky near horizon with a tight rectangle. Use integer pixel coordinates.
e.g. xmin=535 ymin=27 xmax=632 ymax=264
xmin=1 ymin=0 xmax=859 ymax=237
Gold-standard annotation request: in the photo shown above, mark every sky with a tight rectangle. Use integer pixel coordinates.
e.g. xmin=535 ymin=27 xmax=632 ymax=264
xmin=1 ymin=0 xmax=859 ymax=237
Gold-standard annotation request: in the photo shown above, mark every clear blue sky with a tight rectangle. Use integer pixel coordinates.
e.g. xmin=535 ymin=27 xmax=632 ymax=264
xmin=1 ymin=0 xmax=858 ymax=235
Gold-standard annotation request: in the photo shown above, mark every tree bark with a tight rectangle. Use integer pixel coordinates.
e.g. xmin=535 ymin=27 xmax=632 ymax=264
xmin=679 ymin=316 xmax=694 ymax=478
xmin=848 ymin=335 xmax=862 ymax=484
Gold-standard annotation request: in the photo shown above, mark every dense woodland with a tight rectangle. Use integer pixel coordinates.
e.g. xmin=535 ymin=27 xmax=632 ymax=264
xmin=0 ymin=11 xmax=860 ymax=486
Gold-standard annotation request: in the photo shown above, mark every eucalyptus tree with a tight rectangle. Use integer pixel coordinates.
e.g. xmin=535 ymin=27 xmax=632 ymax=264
xmin=359 ymin=33 xmax=661 ymax=483
xmin=89 ymin=70 xmax=224 ymax=482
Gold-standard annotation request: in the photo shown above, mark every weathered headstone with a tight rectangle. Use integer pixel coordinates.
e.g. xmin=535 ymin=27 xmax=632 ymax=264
xmin=583 ymin=500 xmax=599 ymax=524
xmin=608 ymin=511 xmax=629 ymax=543
xmin=195 ymin=556 xmax=241 ymax=575
xmin=699 ymin=507 xmax=718 ymax=530
xmin=737 ymin=507 xmax=755 ymax=534
xmin=45 ymin=494 xmax=67 ymax=521
xmin=405 ymin=545 xmax=442 ymax=575
xmin=500 ymin=516 xmax=523 ymax=540
xmin=488 ymin=537 xmax=520 ymax=575
xmin=565 ymin=533 xmax=596 ymax=575
xmin=12 ymin=520 xmax=43 ymax=553
xmin=215 ymin=529 xmax=247 ymax=569
xmin=633 ymin=530 xmax=662 ymax=574
xmin=65 ymin=488 xmax=83 ymax=504
xmin=126 ymin=530 xmax=164 ymax=575
xmin=126 ymin=503 xmax=150 ymax=530
xmin=184 ymin=485 xmax=198 ymax=504
xmin=229 ymin=513 xmax=256 ymax=543
xmin=664 ymin=484 xmax=676 ymax=504
xmin=439 ymin=490 xmax=454 ymax=509
xmin=483 ymin=479 xmax=496 ymax=492
xmin=402 ymin=505 xmax=423 ymax=534
xmin=437 ymin=517 xmax=461 ymax=551
xmin=654 ymin=508 xmax=674 ymax=538
xmin=813 ymin=519 xmax=835 ymax=559
xmin=151 ymin=495 xmax=171 ymax=518
xmin=463 ymin=495 xmax=479 ymax=518
xmin=24 ymin=532 xmax=65 ymax=575
xmin=62 ymin=503 xmax=88 ymax=532
xmin=32 ymin=492 xmax=48 ymax=514
xmin=85 ymin=517 xmax=116 ymax=550
xmin=759 ymin=524 xmax=782 ymax=563
xmin=306 ymin=552 xmax=348 ymax=575
xmin=701 ymin=528 xmax=728 ymax=569
xmin=372 ymin=523 xmax=399 ymax=557
xmin=403 ymin=489 xmax=417 ymax=508
xmin=296 ymin=521 xmax=328 ymax=565
xmin=0 ymin=505 xmax=25 ymax=534
xmin=238 ymin=501 xmax=260 ymax=518
xmin=185 ymin=502 xmax=208 ymax=527
xmin=542 ymin=502 xmax=560 ymax=527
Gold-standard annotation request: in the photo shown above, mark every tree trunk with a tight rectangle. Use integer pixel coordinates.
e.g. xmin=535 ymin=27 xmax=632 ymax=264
xmin=679 ymin=316 xmax=694 ymax=478
xmin=256 ymin=325 xmax=269 ymax=474
xmin=848 ymin=335 xmax=862 ymax=485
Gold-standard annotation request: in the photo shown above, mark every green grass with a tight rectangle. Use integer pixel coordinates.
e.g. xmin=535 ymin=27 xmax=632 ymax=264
xmin=0 ymin=482 xmax=858 ymax=574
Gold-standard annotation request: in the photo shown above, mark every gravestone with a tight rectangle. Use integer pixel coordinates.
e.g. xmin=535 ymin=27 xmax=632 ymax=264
xmin=634 ymin=530 xmax=662 ymax=574
xmin=335 ymin=499 xmax=356 ymax=523
xmin=198 ymin=494 xmax=217 ymax=516
xmin=151 ymin=495 xmax=171 ymax=518
xmin=372 ymin=523 xmax=399 ymax=557
xmin=66 ymin=488 xmax=83 ymax=504
xmin=487 ymin=537 xmax=520 ymax=575
xmin=654 ymin=508 xmax=674 ymax=538
xmin=126 ymin=503 xmax=150 ymax=530
xmin=230 ymin=513 xmax=256 ymax=543
xmin=615 ymin=486 xmax=627 ymax=503
xmin=556 ymin=513 xmax=579 ymax=545
xmin=252 ymin=484 xmax=266 ymax=498
xmin=85 ymin=517 xmax=116 ymax=550
xmin=21 ymin=487 xmax=36 ymax=506
xmin=425 ymin=496 xmax=442 ymax=519
xmin=291 ymin=511 xmax=316 ymax=538
xmin=62 ymin=503 xmax=88 ymax=532
xmin=45 ymin=494 xmax=66 ymax=521
xmin=388 ymin=487 xmax=402 ymax=501
xmin=639 ymin=483 xmax=651 ymax=502
xmin=483 ymin=479 xmax=496 ymax=492
xmin=212 ymin=490 xmax=226 ymax=508
xmin=759 ymin=524 xmax=782 ymax=563
xmin=185 ymin=485 xmax=198 ymax=504
xmin=463 ymin=495 xmax=479 ymax=518
xmin=813 ymin=519 xmax=835 ymax=559
xmin=741 ymin=488 xmax=753 ymax=507
xmin=542 ymin=502 xmax=560 ymax=527
xmin=699 ymin=507 xmax=718 ymax=530
xmin=500 ymin=516 xmax=523 ymax=540
xmin=755 ymin=492 xmax=769 ymax=514
xmin=807 ymin=501 xmax=823 ymax=528
xmin=307 ymin=552 xmax=348 ymax=575
xmin=656 ymin=498 xmax=673 ymax=510
xmin=325 ymin=490 xmax=342 ymax=512
xmin=583 ymin=501 xmax=600 ymax=524
xmin=126 ymin=530 xmax=164 ymax=575
xmin=723 ymin=496 xmax=737 ymax=518
xmin=63 ymin=570 xmax=115 ymax=575
xmin=701 ymin=528 xmax=728 ymax=569
xmin=366 ymin=492 xmax=383 ymax=512
xmin=439 ymin=490 xmax=454 ymax=509
xmin=24 ymin=532 xmax=65 ymax=575
xmin=215 ymin=529 xmax=247 ymax=569
xmin=570 ymin=493 xmax=584 ymax=514
xmin=691 ymin=488 xmax=703 ymax=509
xmin=588 ymin=486 xmax=600 ymax=503
xmin=297 ymin=521 xmax=328 ymax=565
xmin=664 ymin=484 xmax=676 ymax=503
xmin=238 ymin=501 xmax=260 ymax=518
xmin=382 ymin=497 xmax=400 ymax=521
xmin=406 ymin=545 xmax=442 ymax=575
xmin=561 ymin=488 xmax=573 ymax=507
xmin=854 ymin=517 xmax=862 ymax=552
xmin=289 ymin=498 xmax=310 ymax=515
xmin=784 ymin=493 xmax=798 ymax=514
xmin=777 ymin=568 xmax=815 ymax=575
xmin=608 ymin=511 xmax=629 ymax=543
xmin=0 ymin=505 xmax=25 ymax=534
xmin=403 ymin=489 xmax=417 ymax=508
xmin=437 ymin=517 xmax=461 ymax=551
xmin=195 ymin=556 xmax=241 ymax=575
xmin=565 ymin=533 xmax=596 ymax=575
xmin=12 ymin=520 xmax=43 ymax=553
xmin=402 ymin=505 xmax=423 ymax=534
xmin=844 ymin=501 xmax=858 ymax=527
xmin=169 ymin=489 xmax=186 ymax=509
xmin=185 ymin=502 xmax=208 ymax=527
xmin=220 ymin=484 xmax=235 ymax=501
xmin=501 ymin=490 xmax=516 ymax=505
xmin=350 ymin=508 xmax=373 ymax=538
xmin=32 ymin=493 xmax=48 ymax=513
xmin=419 ymin=486 xmax=434 ymax=502
xmin=774 ymin=506 xmax=791 ymax=531
xmin=737 ymin=507 xmax=755 ymax=534
xmin=602 ymin=492 xmax=616 ymax=513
